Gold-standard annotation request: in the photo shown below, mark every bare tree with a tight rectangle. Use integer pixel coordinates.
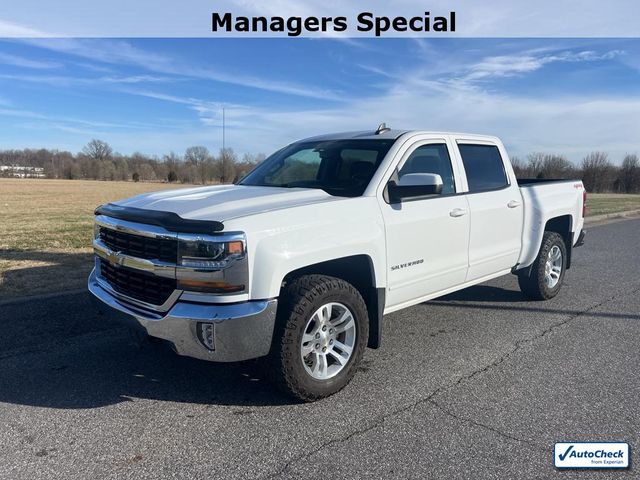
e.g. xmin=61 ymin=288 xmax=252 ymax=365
xmin=112 ymin=155 xmax=130 ymax=181
xmin=184 ymin=146 xmax=212 ymax=184
xmin=234 ymin=152 xmax=265 ymax=182
xmin=217 ymin=148 xmax=238 ymax=184
xmin=98 ymin=160 xmax=117 ymax=181
xmin=510 ymin=156 xmax=526 ymax=178
xmin=82 ymin=139 xmax=113 ymax=161
xmin=581 ymin=152 xmax=613 ymax=192
xmin=526 ymin=152 xmax=545 ymax=177
xmin=619 ymin=154 xmax=640 ymax=193
xmin=162 ymin=152 xmax=181 ymax=183
xmin=138 ymin=163 xmax=157 ymax=181
xmin=538 ymin=154 xmax=575 ymax=179
xmin=522 ymin=153 xmax=574 ymax=179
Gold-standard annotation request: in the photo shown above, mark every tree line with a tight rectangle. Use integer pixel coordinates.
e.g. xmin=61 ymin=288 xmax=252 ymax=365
xmin=1 ymin=139 xmax=639 ymax=193
xmin=0 ymin=139 xmax=266 ymax=185
xmin=510 ymin=152 xmax=640 ymax=193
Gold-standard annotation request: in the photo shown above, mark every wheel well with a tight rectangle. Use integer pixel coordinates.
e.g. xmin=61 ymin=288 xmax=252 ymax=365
xmin=282 ymin=255 xmax=384 ymax=349
xmin=544 ymin=215 xmax=573 ymax=269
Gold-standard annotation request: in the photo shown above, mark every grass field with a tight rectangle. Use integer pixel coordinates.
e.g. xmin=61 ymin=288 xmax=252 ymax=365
xmin=0 ymin=178 xmax=197 ymax=300
xmin=1 ymin=179 xmax=639 ymax=301
xmin=586 ymin=193 xmax=640 ymax=216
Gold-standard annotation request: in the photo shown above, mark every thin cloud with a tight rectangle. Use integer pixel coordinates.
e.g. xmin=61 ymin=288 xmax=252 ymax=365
xmin=17 ymin=38 xmax=345 ymax=100
xmin=0 ymin=19 xmax=52 ymax=36
xmin=104 ymin=43 xmax=639 ymax=160
xmin=73 ymin=62 xmax=115 ymax=73
xmin=464 ymin=49 xmax=625 ymax=81
xmin=0 ymin=73 xmax=176 ymax=87
xmin=0 ymin=106 xmax=165 ymax=130
xmin=0 ymin=36 xmax=636 ymax=161
xmin=117 ymin=88 xmax=252 ymax=127
xmin=0 ymin=52 xmax=62 ymax=69
xmin=117 ymin=79 xmax=640 ymax=162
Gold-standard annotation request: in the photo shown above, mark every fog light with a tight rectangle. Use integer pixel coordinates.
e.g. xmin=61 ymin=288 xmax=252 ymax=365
xmin=197 ymin=322 xmax=215 ymax=351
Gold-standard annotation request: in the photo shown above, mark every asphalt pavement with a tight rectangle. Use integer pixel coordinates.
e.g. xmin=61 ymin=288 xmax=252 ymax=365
xmin=1 ymin=218 xmax=639 ymax=479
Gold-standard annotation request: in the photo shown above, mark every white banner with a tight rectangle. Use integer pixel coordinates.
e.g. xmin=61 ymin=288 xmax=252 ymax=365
xmin=0 ymin=0 xmax=638 ymax=38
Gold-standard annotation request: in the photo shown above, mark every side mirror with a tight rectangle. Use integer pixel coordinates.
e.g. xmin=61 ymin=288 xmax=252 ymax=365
xmin=387 ymin=173 xmax=443 ymax=202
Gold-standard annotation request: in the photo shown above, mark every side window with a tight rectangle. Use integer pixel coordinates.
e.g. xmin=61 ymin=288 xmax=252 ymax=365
xmin=398 ymin=143 xmax=455 ymax=194
xmin=458 ymin=144 xmax=508 ymax=192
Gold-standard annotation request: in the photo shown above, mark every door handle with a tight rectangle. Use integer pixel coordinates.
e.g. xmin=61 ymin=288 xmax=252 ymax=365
xmin=449 ymin=208 xmax=468 ymax=218
xmin=507 ymin=200 xmax=521 ymax=208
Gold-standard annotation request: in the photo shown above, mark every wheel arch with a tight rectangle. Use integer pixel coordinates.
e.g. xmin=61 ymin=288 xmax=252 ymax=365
xmin=516 ymin=213 xmax=575 ymax=273
xmin=281 ymin=255 xmax=384 ymax=349
xmin=544 ymin=215 xmax=573 ymax=269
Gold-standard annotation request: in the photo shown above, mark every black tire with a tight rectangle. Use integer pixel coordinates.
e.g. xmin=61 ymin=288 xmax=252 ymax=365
xmin=518 ymin=231 xmax=567 ymax=300
xmin=271 ymin=274 xmax=369 ymax=402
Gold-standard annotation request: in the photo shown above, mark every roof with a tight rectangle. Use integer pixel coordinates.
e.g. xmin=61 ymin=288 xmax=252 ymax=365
xmin=299 ymin=129 xmax=408 ymax=142
xmin=296 ymin=129 xmax=500 ymax=143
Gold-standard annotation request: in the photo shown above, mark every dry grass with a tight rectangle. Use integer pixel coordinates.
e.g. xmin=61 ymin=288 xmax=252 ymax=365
xmin=586 ymin=193 xmax=640 ymax=217
xmin=0 ymin=178 xmax=194 ymax=251
xmin=1 ymin=179 xmax=639 ymax=301
xmin=0 ymin=178 xmax=194 ymax=300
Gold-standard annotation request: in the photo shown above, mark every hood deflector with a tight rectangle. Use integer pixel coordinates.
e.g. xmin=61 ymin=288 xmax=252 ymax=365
xmin=95 ymin=203 xmax=224 ymax=233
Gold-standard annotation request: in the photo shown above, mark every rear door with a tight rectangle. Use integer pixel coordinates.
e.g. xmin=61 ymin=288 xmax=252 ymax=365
xmin=379 ymin=137 xmax=470 ymax=310
xmin=454 ymin=140 xmax=524 ymax=280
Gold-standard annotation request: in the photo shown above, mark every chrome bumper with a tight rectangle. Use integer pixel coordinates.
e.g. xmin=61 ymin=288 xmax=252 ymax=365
xmin=88 ymin=269 xmax=277 ymax=362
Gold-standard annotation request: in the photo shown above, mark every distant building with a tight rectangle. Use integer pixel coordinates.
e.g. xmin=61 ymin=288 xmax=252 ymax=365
xmin=0 ymin=165 xmax=46 ymax=178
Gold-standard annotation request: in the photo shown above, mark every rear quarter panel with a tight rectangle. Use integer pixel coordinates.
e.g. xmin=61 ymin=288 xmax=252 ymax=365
xmin=518 ymin=181 xmax=585 ymax=268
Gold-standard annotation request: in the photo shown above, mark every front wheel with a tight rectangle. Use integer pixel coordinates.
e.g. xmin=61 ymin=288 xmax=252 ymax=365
xmin=271 ymin=275 xmax=368 ymax=402
xmin=518 ymin=231 xmax=567 ymax=300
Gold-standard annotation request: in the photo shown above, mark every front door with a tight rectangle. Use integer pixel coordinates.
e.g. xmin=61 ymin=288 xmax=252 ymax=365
xmin=380 ymin=140 xmax=470 ymax=310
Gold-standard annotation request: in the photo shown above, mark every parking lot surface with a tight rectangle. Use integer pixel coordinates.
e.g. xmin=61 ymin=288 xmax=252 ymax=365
xmin=1 ymin=218 xmax=638 ymax=479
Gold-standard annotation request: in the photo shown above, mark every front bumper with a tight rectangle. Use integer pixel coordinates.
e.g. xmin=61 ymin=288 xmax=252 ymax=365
xmin=88 ymin=268 xmax=277 ymax=362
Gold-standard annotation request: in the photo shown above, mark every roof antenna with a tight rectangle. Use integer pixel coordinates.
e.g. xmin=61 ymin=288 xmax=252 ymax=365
xmin=375 ymin=122 xmax=390 ymax=135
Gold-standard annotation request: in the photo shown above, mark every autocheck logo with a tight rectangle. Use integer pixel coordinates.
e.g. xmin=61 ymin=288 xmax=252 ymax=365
xmin=555 ymin=442 xmax=629 ymax=469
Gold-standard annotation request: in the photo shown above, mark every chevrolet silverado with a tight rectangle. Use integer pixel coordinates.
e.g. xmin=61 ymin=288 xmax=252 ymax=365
xmin=89 ymin=126 xmax=586 ymax=401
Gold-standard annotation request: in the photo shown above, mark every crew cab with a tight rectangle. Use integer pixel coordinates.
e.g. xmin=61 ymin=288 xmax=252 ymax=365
xmin=89 ymin=127 xmax=586 ymax=401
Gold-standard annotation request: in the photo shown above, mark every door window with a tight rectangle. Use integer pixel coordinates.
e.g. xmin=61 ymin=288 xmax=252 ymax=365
xmin=398 ymin=144 xmax=455 ymax=194
xmin=458 ymin=144 xmax=508 ymax=192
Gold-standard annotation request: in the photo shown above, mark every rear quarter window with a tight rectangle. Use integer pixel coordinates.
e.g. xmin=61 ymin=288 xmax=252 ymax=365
xmin=458 ymin=144 xmax=508 ymax=192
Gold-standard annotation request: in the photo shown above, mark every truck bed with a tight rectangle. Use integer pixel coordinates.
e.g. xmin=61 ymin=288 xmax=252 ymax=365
xmin=517 ymin=178 xmax=585 ymax=269
xmin=517 ymin=178 xmax=581 ymax=186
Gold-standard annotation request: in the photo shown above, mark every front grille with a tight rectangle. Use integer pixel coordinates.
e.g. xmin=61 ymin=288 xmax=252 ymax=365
xmin=99 ymin=259 xmax=176 ymax=306
xmin=99 ymin=227 xmax=177 ymax=263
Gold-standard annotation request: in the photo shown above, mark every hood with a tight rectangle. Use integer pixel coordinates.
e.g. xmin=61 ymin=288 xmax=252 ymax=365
xmin=113 ymin=184 xmax=343 ymax=223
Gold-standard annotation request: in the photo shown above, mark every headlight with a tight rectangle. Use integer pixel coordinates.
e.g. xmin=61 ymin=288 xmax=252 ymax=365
xmin=176 ymin=233 xmax=248 ymax=294
xmin=178 ymin=237 xmax=244 ymax=269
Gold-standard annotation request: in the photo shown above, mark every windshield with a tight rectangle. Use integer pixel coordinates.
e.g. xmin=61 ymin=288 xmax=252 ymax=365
xmin=239 ymin=139 xmax=394 ymax=197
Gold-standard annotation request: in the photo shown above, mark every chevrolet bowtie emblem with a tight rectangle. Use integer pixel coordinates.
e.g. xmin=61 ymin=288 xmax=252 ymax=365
xmin=107 ymin=250 xmax=125 ymax=266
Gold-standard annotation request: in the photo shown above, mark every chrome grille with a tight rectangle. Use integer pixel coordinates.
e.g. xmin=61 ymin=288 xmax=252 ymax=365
xmin=99 ymin=259 xmax=176 ymax=306
xmin=99 ymin=227 xmax=177 ymax=263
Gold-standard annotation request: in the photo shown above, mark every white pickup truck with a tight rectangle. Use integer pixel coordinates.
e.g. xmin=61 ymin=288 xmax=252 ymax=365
xmin=89 ymin=126 xmax=586 ymax=401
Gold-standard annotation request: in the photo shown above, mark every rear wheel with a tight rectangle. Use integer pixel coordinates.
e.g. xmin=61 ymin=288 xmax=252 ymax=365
xmin=518 ymin=231 xmax=567 ymax=300
xmin=271 ymin=275 xmax=368 ymax=402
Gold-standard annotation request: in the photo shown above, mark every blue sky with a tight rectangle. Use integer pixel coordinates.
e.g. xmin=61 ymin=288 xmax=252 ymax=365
xmin=0 ymin=38 xmax=639 ymax=163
